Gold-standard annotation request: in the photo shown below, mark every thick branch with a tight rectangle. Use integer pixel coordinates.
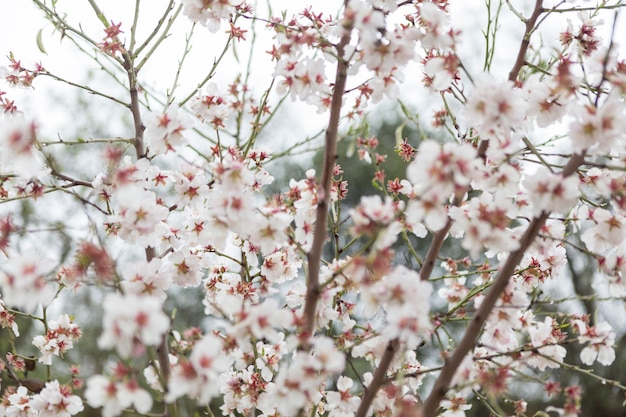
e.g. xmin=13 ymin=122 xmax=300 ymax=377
xmin=124 ymin=49 xmax=172 ymax=414
xmin=128 ymin=80 xmax=146 ymax=158
xmin=355 ymin=339 xmax=399 ymax=417
xmin=508 ymin=0 xmax=544 ymax=82
xmin=301 ymin=24 xmax=352 ymax=341
xmin=420 ymin=153 xmax=584 ymax=416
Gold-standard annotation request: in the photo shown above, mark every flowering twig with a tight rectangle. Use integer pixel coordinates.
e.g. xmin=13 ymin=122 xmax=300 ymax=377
xmin=302 ymin=8 xmax=352 ymax=342
xmin=421 ymin=153 xmax=585 ymax=416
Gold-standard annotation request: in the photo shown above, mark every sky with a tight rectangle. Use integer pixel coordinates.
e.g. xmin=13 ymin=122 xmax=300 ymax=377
xmin=0 ymin=0 xmax=624 ymax=141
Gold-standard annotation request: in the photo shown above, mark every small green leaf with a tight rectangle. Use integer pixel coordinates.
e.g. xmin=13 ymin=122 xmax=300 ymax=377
xmin=36 ymin=29 xmax=48 ymax=55
xmin=395 ymin=120 xmax=407 ymax=146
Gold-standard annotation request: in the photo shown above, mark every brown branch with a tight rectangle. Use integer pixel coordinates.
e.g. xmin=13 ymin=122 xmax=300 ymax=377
xmin=358 ymin=2 xmax=554 ymax=414
xmin=302 ymin=16 xmax=352 ymax=342
xmin=355 ymin=339 xmax=399 ymax=417
xmin=123 ymin=47 xmax=172 ymax=414
xmin=128 ymin=75 xmax=147 ymax=158
xmin=420 ymin=153 xmax=584 ymax=417
xmin=508 ymin=0 xmax=544 ymax=82
xmin=354 ymin=105 xmax=493 ymax=417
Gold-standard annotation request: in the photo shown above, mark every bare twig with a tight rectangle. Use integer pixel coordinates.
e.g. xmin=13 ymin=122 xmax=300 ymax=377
xmin=38 ymin=71 xmax=129 ymax=107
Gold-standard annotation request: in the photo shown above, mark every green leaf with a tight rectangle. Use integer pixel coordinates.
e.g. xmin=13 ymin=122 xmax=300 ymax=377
xmin=36 ymin=29 xmax=48 ymax=55
xmin=395 ymin=120 xmax=407 ymax=146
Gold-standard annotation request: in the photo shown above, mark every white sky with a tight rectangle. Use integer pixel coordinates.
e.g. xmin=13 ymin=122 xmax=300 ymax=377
xmin=0 ymin=1 xmax=623 ymax=141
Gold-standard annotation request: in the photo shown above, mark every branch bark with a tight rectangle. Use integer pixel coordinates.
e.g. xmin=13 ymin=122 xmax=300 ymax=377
xmin=354 ymin=339 xmax=400 ymax=417
xmin=420 ymin=153 xmax=584 ymax=416
xmin=508 ymin=0 xmax=544 ymax=82
xmin=124 ymin=46 xmax=174 ymax=415
xmin=302 ymin=19 xmax=352 ymax=342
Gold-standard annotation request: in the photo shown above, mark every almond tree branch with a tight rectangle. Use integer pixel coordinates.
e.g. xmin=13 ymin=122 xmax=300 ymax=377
xmin=115 ymin=5 xmax=175 ymax=412
xmin=508 ymin=0 xmax=544 ymax=82
xmin=420 ymin=152 xmax=584 ymax=417
xmin=302 ymin=12 xmax=352 ymax=342
xmin=355 ymin=339 xmax=400 ymax=417
xmin=355 ymin=1 xmax=546 ymax=408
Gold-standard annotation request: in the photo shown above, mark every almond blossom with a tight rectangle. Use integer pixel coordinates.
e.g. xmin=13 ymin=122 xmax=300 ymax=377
xmin=98 ymin=293 xmax=169 ymax=358
xmin=524 ymin=167 xmax=580 ymax=216
xmin=85 ymin=375 xmax=152 ymax=417
xmin=144 ymin=106 xmax=193 ymax=156
xmin=0 ymin=251 xmax=56 ymax=313
xmin=574 ymin=320 xmax=616 ymax=366
xmin=2 ymin=1 xmax=626 ymax=417
xmin=30 ymin=380 xmax=84 ymax=417
xmin=0 ymin=116 xmax=43 ymax=178
xmin=464 ymin=73 xmax=527 ymax=141
xmin=32 ymin=314 xmax=81 ymax=365
xmin=181 ymin=0 xmax=244 ymax=32
xmin=165 ymin=334 xmax=230 ymax=404
xmin=526 ymin=317 xmax=567 ymax=371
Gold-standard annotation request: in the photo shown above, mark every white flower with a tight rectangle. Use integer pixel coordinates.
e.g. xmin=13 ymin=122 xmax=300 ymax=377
xmin=30 ymin=380 xmax=84 ymax=417
xmin=144 ymin=106 xmax=193 ymax=155
xmin=526 ymin=317 xmax=567 ymax=371
xmin=121 ymin=257 xmax=170 ymax=300
xmin=569 ymin=96 xmax=625 ymax=154
xmin=98 ymin=293 xmax=169 ymax=358
xmin=464 ymin=73 xmax=527 ymax=140
xmin=0 ymin=116 xmax=44 ymax=177
xmin=581 ymin=208 xmax=626 ymax=253
xmin=32 ymin=314 xmax=81 ymax=365
xmin=85 ymin=376 xmax=150 ymax=417
xmin=181 ymin=0 xmax=237 ymax=31
xmin=166 ymin=334 xmax=229 ymax=404
xmin=524 ymin=167 xmax=579 ymax=216
xmin=0 ymin=251 xmax=56 ymax=313
xmin=576 ymin=321 xmax=616 ymax=366
xmin=7 ymin=386 xmax=36 ymax=417
xmin=110 ymin=185 xmax=170 ymax=247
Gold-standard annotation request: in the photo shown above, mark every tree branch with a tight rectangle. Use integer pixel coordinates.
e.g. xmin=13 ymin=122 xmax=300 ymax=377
xmin=508 ymin=0 xmax=544 ymax=82
xmin=420 ymin=153 xmax=584 ymax=416
xmin=302 ymin=14 xmax=352 ymax=342
xmin=354 ymin=339 xmax=400 ymax=417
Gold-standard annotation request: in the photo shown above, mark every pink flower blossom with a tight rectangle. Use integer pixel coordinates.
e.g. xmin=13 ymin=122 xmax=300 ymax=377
xmin=524 ymin=167 xmax=579 ymax=216
xmin=32 ymin=314 xmax=81 ymax=365
xmin=30 ymin=380 xmax=84 ymax=417
xmin=0 ymin=251 xmax=56 ymax=313
xmin=0 ymin=116 xmax=44 ymax=177
xmin=98 ymin=293 xmax=169 ymax=358
xmin=85 ymin=375 xmax=151 ymax=417
xmin=574 ymin=320 xmax=616 ymax=366
xmin=144 ymin=106 xmax=193 ymax=155
xmin=166 ymin=334 xmax=229 ymax=404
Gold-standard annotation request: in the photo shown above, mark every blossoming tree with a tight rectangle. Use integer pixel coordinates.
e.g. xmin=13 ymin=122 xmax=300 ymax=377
xmin=1 ymin=0 xmax=625 ymax=416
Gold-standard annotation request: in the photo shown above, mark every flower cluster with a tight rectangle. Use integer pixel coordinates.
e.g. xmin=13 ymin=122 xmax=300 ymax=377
xmin=2 ymin=1 xmax=626 ymax=417
xmin=32 ymin=314 xmax=82 ymax=365
xmin=1 ymin=381 xmax=83 ymax=417
xmin=0 ymin=251 xmax=56 ymax=313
